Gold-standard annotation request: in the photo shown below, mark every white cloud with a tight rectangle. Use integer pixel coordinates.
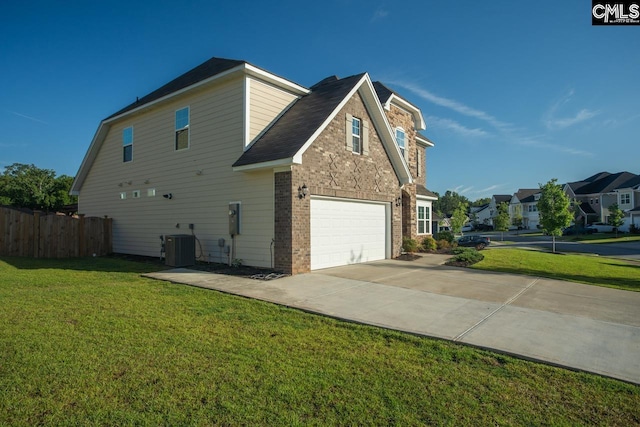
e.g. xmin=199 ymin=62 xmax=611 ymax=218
xmin=7 ymin=110 xmax=49 ymax=125
xmin=425 ymin=115 xmax=489 ymax=138
xmin=514 ymin=136 xmax=593 ymax=157
xmin=370 ymin=8 xmax=389 ymax=22
xmin=387 ymin=80 xmax=512 ymax=131
xmin=543 ymin=91 xmax=599 ymax=130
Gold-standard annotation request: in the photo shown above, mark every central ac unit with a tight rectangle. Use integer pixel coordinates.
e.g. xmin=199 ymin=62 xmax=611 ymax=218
xmin=165 ymin=234 xmax=196 ymax=267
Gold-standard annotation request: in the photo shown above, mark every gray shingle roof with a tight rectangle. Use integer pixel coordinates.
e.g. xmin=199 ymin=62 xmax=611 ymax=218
xmin=233 ymin=73 xmax=365 ymax=167
xmin=513 ymin=189 xmax=539 ymax=203
xmin=574 ymin=172 xmax=637 ymax=194
xmin=416 ymin=185 xmax=437 ymax=198
xmin=493 ymin=195 xmax=511 ymax=204
xmin=106 ymin=57 xmax=246 ymax=119
xmin=372 ymin=81 xmax=394 ymax=104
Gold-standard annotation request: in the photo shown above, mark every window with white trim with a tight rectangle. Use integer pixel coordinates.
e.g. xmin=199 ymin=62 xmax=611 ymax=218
xmin=352 ymin=117 xmax=361 ymax=154
xmin=620 ymin=193 xmax=631 ymax=205
xmin=396 ymin=128 xmax=405 ymax=157
xmin=417 ymin=202 xmax=431 ymax=235
xmin=123 ymin=127 xmax=133 ymax=162
xmin=147 ymin=188 xmax=156 ymax=197
xmin=175 ymin=107 xmax=190 ymax=150
xmin=119 ymin=192 xmax=127 ymax=200
xmin=132 ymin=190 xmax=140 ymax=199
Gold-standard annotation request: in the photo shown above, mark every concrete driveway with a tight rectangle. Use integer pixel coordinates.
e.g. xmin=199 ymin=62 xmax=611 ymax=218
xmin=144 ymin=255 xmax=640 ymax=384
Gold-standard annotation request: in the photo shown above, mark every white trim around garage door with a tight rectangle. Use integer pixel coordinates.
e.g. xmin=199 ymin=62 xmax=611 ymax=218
xmin=310 ymin=196 xmax=391 ymax=270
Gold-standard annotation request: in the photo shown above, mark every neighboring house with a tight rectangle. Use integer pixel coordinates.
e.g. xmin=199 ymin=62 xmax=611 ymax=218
xmin=613 ymin=175 xmax=640 ymax=231
xmin=487 ymin=195 xmax=511 ymax=227
xmin=71 ymin=57 xmax=437 ymax=274
xmin=564 ymin=171 xmax=638 ymax=229
xmin=509 ymin=189 xmax=540 ymax=230
xmin=470 ymin=204 xmax=490 ymax=227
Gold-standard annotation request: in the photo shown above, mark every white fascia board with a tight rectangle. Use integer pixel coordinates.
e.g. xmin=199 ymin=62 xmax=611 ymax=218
xmin=70 ymin=122 xmax=110 ymax=195
xmin=416 ymin=134 xmax=435 ymax=147
xmin=232 ymin=157 xmax=294 ymax=172
xmin=291 ymin=75 xmax=367 ymax=164
xmin=387 ymin=94 xmax=426 ymax=130
xmin=244 ymin=64 xmax=309 ymax=95
xmin=105 ymin=63 xmax=308 ymax=126
xmin=417 ymin=194 xmax=438 ymax=201
xmin=359 ymin=77 xmax=412 ymax=185
xmin=104 ymin=64 xmax=248 ymax=124
xmin=292 ymin=74 xmax=412 ymax=185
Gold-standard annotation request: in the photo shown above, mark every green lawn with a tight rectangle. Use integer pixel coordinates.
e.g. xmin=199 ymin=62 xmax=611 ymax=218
xmin=474 ymin=248 xmax=640 ymax=291
xmin=1 ymin=256 xmax=639 ymax=425
xmin=563 ymin=234 xmax=640 ymax=244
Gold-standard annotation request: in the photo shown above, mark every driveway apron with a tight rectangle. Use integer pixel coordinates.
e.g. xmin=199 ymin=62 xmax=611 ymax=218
xmin=144 ymin=255 xmax=640 ymax=385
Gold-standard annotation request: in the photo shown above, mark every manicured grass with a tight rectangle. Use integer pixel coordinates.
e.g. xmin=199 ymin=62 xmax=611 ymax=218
xmin=563 ymin=234 xmax=640 ymax=244
xmin=1 ymin=256 xmax=639 ymax=425
xmin=474 ymin=248 xmax=640 ymax=291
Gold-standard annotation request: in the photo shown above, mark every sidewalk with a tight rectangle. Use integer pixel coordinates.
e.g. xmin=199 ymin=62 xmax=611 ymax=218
xmin=143 ymin=258 xmax=640 ymax=385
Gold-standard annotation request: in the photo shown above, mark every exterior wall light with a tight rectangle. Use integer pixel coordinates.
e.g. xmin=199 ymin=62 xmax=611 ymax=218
xmin=298 ymin=184 xmax=308 ymax=199
xmin=163 ymin=193 xmax=173 ymax=199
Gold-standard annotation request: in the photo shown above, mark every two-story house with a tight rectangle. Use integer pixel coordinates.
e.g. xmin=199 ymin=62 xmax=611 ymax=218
xmin=564 ymin=171 xmax=638 ymax=228
xmin=509 ymin=189 xmax=540 ymax=230
xmin=71 ymin=57 xmax=437 ymax=274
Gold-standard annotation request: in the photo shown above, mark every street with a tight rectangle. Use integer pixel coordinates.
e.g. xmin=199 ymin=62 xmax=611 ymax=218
xmin=472 ymin=232 xmax=640 ymax=260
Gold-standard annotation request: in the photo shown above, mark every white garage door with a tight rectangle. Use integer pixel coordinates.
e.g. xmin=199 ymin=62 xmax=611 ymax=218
xmin=310 ymin=197 xmax=388 ymax=270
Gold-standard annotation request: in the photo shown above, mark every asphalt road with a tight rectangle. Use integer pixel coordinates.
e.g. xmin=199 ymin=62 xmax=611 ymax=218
xmin=480 ymin=232 xmax=640 ymax=260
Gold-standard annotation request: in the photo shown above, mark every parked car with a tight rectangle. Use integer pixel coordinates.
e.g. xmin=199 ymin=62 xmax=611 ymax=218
xmin=457 ymin=235 xmax=490 ymax=249
xmin=590 ymin=222 xmax=615 ymax=233
xmin=476 ymin=224 xmax=494 ymax=231
xmin=562 ymin=225 xmax=596 ymax=236
xmin=461 ymin=223 xmax=474 ymax=232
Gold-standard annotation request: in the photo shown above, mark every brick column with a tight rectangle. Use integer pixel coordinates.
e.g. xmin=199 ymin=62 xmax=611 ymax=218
xmin=274 ymin=172 xmax=293 ymax=274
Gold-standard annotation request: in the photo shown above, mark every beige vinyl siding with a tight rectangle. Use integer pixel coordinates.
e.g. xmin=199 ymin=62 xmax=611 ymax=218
xmin=248 ymin=77 xmax=298 ymax=143
xmin=79 ymin=76 xmax=276 ymax=268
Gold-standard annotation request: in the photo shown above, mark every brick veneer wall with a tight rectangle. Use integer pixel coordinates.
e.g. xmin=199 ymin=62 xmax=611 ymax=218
xmin=274 ymin=91 xmax=404 ymax=274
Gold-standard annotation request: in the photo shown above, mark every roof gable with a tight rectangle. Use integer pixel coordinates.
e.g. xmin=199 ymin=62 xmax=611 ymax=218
xmin=372 ymin=81 xmax=426 ymax=130
xmin=71 ymin=57 xmax=309 ymax=195
xmin=107 ymin=58 xmax=245 ymax=119
xmin=233 ymin=74 xmax=365 ymax=168
xmin=575 ymin=171 xmax=637 ymax=194
xmin=233 ymin=73 xmax=413 ymax=185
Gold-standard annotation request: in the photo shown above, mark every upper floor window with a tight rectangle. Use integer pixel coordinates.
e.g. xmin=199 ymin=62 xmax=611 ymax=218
xmin=396 ymin=128 xmax=405 ymax=156
xmin=620 ymin=193 xmax=631 ymax=205
xmin=175 ymin=107 xmax=190 ymax=150
xmin=352 ymin=117 xmax=361 ymax=154
xmin=123 ymin=127 xmax=133 ymax=162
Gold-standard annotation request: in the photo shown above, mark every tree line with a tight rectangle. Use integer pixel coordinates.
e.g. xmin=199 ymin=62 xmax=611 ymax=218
xmin=0 ymin=163 xmax=77 ymax=212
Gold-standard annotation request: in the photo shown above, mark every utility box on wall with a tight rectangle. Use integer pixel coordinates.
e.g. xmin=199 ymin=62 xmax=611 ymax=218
xmin=229 ymin=203 xmax=240 ymax=235
xmin=165 ymin=234 xmax=196 ymax=267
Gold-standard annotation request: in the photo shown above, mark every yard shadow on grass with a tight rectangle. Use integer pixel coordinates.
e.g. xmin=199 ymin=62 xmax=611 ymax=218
xmin=474 ymin=264 xmax=640 ymax=292
xmin=0 ymin=254 xmax=168 ymax=274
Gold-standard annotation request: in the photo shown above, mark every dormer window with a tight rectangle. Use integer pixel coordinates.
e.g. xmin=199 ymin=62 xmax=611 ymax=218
xmin=396 ymin=128 xmax=405 ymax=156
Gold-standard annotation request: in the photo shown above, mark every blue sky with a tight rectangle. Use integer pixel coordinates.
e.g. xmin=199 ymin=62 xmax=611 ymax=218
xmin=1 ymin=0 xmax=638 ymax=200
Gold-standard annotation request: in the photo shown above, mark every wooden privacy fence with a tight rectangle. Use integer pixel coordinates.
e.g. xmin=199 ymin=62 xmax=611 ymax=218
xmin=0 ymin=207 xmax=112 ymax=258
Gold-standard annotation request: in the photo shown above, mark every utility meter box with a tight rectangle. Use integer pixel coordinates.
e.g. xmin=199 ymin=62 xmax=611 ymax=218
xmin=229 ymin=203 xmax=240 ymax=235
xmin=165 ymin=234 xmax=196 ymax=267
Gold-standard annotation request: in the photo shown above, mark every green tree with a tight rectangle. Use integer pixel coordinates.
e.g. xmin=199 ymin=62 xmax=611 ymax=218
xmin=471 ymin=197 xmax=491 ymax=207
xmin=451 ymin=202 xmax=468 ymax=235
xmin=538 ymin=178 xmax=572 ymax=253
xmin=493 ymin=202 xmax=510 ymax=241
xmin=433 ymin=190 xmax=470 ymax=217
xmin=607 ymin=203 xmax=625 ymax=238
xmin=0 ymin=163 xmax=77 ymax=211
